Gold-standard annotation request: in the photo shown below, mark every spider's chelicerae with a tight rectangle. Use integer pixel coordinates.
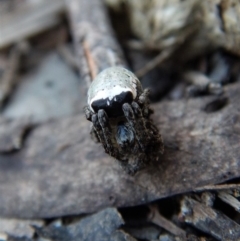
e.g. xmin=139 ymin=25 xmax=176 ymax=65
xmin=85 ymin=67 xmax=163 ymax=174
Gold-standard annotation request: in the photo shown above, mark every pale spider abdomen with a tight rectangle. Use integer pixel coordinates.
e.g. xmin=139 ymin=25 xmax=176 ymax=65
xmin=88 ymin=67 xmax=143 ymax=117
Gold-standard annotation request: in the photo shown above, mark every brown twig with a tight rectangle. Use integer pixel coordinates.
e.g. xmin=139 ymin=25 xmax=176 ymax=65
xmin=148 ymin=205 xmax=186 ymax=237
xmin=180 ymin=197 xmax=240 ymax=240
xmin=194 ymin=183 xmax=240 ymax=192
xmin=82 ymin=40 xmax=98 ymax=81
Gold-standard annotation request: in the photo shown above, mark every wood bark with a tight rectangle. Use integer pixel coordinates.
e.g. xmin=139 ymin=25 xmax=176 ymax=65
xmin=180 ymin=197 xmax=240 ymax=241
xmin=0 ymin=83 xmax=239 ymax=218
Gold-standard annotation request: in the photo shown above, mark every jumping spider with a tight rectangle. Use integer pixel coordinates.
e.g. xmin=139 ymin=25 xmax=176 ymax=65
xmin=85 ymin=67 xmax=163 ymax=174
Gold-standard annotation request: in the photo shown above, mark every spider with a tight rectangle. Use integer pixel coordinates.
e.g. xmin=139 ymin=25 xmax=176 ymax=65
xmin=84 ymin=67 xmax=163 ymax=174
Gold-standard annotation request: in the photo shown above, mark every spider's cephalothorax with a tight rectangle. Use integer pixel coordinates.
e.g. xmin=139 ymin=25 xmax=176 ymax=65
xmin=85 ymin=67 xmax=163 ymax=174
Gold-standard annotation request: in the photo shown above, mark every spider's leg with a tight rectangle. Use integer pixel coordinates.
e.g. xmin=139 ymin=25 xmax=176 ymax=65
xmin=91 ymin=113 xmax=108 ymax=151
xmin=122 ymin=103 xmax=145 ymax=151
xmin=138 ymin=89 xmax=153 ymax=118
xmin=146 ymin=119 xmax=164 ymax=154
xmin=90 ymin=124 xmax=100 ymax=143
xmin=85 ymin=106 xmax=101 ymax=143
xmin=84 ymin=106 xmax=93 ymax=121
xmin=138 ymin=88 xmax=150 ymax=105
xmin=98 ymin=109 xmax=121 ymax=159
xmin=137 ymin=89 xmax=163 ymax=154
xmin=118 ymin=159 xmax=137 ymax=175
xmin=131 ymin=101 xmax=150 ymax=143
xmin=120 ymin=154 xmax=146 ymax=175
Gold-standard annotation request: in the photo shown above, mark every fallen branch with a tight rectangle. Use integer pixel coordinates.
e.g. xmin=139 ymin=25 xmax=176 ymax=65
xmin=218 ymin=191 xmax=240 ymax=212
xmin=194 ymin=183 xmax=240 ymax=192
xmin=179 ymin=196 xmax=240 ymax=240
xmin=66 ymin=0 xmax=126 ymax=87
xmin=148 ymin=205 xmax=185 ymax=237
xmin=0 ymin=82 xmax=240 ymax=218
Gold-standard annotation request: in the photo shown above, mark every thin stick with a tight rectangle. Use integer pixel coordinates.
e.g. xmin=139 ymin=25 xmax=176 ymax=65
xmin=148 ymin=205 xmax=186 ymax=237
xmin=218 ymin=191 xmax=240 ymax=212
xmin=0 ymin=43 xmax=24 ymax=108
xmin=82 ymin=40 xmax=97 ymax=81
xmin=135 ymin=49 xmax=172 ymax=78
xmin=180 ymin=197 xmax=240 ymax=240
xmin=194 ymin=183 xmax=240 ymax=192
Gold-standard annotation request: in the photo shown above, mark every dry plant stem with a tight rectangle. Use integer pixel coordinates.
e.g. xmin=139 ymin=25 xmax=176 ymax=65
xmin=133 ymin=26 xmax=195 ymax=78
xmin=0 ymin=44 xmax=22 ymax=108
xmin=66 ymin=0 xmax=126 ymax=88
xmin=148 ymin=205 xmax=186 ymax=237
xmin=180 ymin=197 xmax=240 ymax=241
xmin=82 ymin=40 xmax=97 ymax=81
xmin=218 ymin=191 xmax=240 ymax=212
xmin=135 ymin=48 xmax=172 ymax=78
xmin=194 ymin=183 xmax=240 ymax=192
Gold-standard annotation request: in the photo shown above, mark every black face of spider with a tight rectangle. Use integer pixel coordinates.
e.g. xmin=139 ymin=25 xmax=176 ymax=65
xmin=116 ymin=122 xmax=134 ymax=148
xmin=91 ymin=91 xmax=133 ymax=118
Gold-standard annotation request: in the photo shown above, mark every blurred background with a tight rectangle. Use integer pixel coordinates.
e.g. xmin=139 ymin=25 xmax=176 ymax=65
xmin=1 ymin=0 xmax=240 ymax=240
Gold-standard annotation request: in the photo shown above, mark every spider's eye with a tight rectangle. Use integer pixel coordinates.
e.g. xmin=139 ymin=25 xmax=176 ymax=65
xmin=116 ymin=122 xmax=134 ymax=148
xmin=91 ymin=91 xmax=133 ymax=117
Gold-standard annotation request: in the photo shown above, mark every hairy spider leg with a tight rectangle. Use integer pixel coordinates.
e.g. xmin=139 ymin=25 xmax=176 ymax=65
xmin=122 ymin=103 xmax=146 ymax=151
xmin=98 ymin=109 xmax=121 ymax=159
xmin=91 ymin=113 xmax=108 ymax=152
xmin=138 ymin=89 xmax=150 ymax=105
xmin=131 ymin=101 xmax=150 ymax=146
xmin=84 ymin=106 xmax=93 ymax=121
xmin=146 ymin=120 xmax=164 ymax=154
xmin=138 ymin=89 xmax=154 ymax=118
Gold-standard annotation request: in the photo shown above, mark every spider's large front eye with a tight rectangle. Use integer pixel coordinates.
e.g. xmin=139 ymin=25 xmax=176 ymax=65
xmin=116 ymin=122 xmax=134 ymax=148
xmin=91 ymin=91 xmax=133 ymax=117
